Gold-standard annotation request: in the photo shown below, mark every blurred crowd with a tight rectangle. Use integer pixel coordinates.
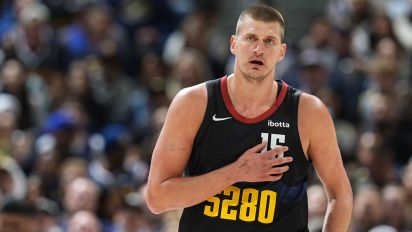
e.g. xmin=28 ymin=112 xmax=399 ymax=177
xmin=0 ymin=0 xmax=411 ymax=231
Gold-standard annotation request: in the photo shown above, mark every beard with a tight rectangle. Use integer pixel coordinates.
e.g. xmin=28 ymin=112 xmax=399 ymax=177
xmin=238 ymin=65 xmax=273 ymax=84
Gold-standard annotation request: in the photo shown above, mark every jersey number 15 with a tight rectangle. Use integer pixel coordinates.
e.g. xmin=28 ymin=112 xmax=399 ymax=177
xmin=261 ymin=133 xmax=285 ymax=158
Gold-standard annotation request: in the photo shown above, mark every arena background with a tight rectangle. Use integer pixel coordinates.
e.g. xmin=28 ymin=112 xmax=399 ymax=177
xmin=0 ymin=0 xmax=411 ymax=231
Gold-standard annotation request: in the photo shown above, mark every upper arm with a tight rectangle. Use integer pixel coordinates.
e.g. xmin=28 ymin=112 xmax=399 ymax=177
xmin=148 ymin=84 xmax=207 ymax=186
xmin=299 ymin=93 xmax=351 ymax=197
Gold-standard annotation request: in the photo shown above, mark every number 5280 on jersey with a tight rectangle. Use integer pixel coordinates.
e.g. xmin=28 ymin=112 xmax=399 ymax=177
xmin=203 ymin=185 xmax=277 ymax=224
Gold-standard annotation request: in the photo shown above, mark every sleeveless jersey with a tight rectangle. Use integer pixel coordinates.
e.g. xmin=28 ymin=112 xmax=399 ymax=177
xmin=179 ymin=76 xmax=310 ymax=232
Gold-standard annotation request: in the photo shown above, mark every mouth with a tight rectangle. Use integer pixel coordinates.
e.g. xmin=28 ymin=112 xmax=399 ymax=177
xmin=249 ymin=59 xmax=264 ymax=69
xmin=250 ymin=60 xmax=264 ymax=65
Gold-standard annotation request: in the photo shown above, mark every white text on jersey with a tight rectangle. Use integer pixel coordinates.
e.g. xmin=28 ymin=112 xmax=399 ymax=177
xmin=267 ymin=120 xmax=290 ymax=128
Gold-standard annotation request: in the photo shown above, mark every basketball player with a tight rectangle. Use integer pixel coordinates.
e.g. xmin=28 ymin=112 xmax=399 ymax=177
xmin=146 ymin=4 xmax=352 ymax=231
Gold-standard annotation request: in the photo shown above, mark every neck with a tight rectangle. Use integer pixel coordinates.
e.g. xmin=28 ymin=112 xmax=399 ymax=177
xmin=226 ymin=73 xmax=278 ymax=118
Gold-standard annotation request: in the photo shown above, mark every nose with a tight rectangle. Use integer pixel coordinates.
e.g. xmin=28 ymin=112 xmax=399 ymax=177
xmin=253 ymin=41 xmax=264 ymax=55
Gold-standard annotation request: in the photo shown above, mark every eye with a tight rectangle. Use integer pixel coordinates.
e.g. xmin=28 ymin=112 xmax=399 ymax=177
xmin=264 ymin=39 xmax=275 ymax=45
xmin=246 ymin=36 xmax=255 ymax=41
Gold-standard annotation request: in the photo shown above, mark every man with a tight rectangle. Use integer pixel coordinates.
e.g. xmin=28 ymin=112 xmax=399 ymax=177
xmin=146 ymin=4 xmax=352 ymax=231
xmin=67 ymin=210 xmax=102 ymax=232
xmin=0 ymin=197 xmax=37 ymax=232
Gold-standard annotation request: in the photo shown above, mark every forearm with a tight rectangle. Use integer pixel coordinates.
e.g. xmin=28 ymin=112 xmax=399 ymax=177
xmin=322 ymin=194 xmax=353 ymax=232
xmin=146 ymin=143 xmax=291 ymax=214
xmin=147 ymin=162 xmax=238 ymax=214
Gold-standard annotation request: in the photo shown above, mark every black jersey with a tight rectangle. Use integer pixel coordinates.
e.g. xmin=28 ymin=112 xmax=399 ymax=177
xmin=179 ymin=76 xmax=310 ymax=232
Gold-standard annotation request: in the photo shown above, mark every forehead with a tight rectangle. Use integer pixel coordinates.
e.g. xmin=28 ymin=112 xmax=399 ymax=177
xmin=237 ymin=16 xmax=283 ymax=38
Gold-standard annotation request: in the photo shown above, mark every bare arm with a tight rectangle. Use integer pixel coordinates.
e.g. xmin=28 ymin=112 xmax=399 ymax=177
xmin=299 ymin=93 xmax=353 ymax=231
xmin=146 ymin=84 xmax=292 ymax=214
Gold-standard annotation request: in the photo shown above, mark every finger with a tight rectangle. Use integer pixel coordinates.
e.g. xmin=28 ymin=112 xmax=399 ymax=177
xmin=267 ymin=146 xmax=289 ymax=156
xmin=262 ymin=174 xmax=283 ymax=182
xmin=248 ymin=142 xmax=267 ymax=153
xmin=268 ymin=165 xmax=290 ymax=175
xmin=270 ymin=156 xmax=293 ymax=166
xmin=260 ymin=146 xmax=288 ymax=159
xmin=261 ymin=146 xmax=289 ymax=159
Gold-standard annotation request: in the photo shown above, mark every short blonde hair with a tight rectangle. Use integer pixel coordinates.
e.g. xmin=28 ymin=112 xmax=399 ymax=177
xmin=235 ymin=5 xmax=285 ymax=41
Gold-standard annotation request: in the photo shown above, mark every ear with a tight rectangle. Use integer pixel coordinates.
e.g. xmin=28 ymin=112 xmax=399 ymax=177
xmin=230 ymin=35 xmax=237 ymax=55
xmin=277 ymin=43 xmax=287 ymax=63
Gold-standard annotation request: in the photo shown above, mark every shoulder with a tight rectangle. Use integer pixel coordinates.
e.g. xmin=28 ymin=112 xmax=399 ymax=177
xmin=165 ymin=82 xmax=208 ymax=129
xmin=170 ymin=82 xmax=207 ymax=110
xmin=298 ymin=92 xmax=331 ymax=120
xmin=298 ymin=92 xmax=335 ymax=145
xmin=154 ymin=82 xmax=209 ymax=147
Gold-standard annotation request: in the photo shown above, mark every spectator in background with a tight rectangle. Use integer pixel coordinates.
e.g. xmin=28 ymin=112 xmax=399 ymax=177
xmin=0 ymin=59 xmax=47 ymax=130
xmin=113 ymin=195 xmax=148 ymax=232
xmin=136 ymin=50 xmax=169 ymax=111
xmin=0 ymin=153 xmax=27 ymax=200
xmin=328 ymin=27 xmax=368 ymax=125
xmin=65 ymin=61 xmax=106 ymax=131
xmin=62 ymin=177 xmax=110 ymax=231
xmin=356 ymin=131 xmax=398 ymax=187
xmin=307 ymin=184 xmax=328 ymax=232
xmin=83 ymin=55 xmax=134 ymax=126
xmin=25 ymin=175 xmax=44 ymax=207
xmin=165 ymin=47 xmax=213 ymax=99
xmin=162 ymin=9 xmax=228 ymax=78
xmin=1 ymin=1 xmax=68 ymax=72
xmin=382 ymin=184 xmax=408 ymax=231
xmin=357 ymin=53 xmax=412 ymax=165
xmin=58 ymin=158 xmax=88 ymax=192
xmin=68 ymin=210 xmax=102 ymax=232
xmin=401 ymin=160 xmax=412 ymax=229
xmin=0 ymin=94 xmax=21 ymax=154
xmin=24 ymin=174 xmax=63 ymax=232
xmin=127 ymin=84 xmax=151 ymax=144
xmin=38 ymin=109 xmax=77 ymax=162
xmin=350 ymin=184 xmax=385 ymax=232
xmin=392 ymin=76 xmax=412 ymax=165
xmin=137 ymin=50 xmax=168 ymax=89
xmin=367 ymin=225 xmax=398 ymax=232
xmin=0 ymin=0 xmax=27 ymax=40
xmin=88 ymin=124 xmax=131 ymax=188
xmin=35 ymin=197 xmax=62 ymax=232
xmin=374 ymin=36 xmax=410 ymax=82
xmin=295 ymin=48 xmax=331 ymax=96
xmin=0 ymin=197 xmax=37 ymax=232
xmin=368 ymin=13 xmax=400 ymax=57
xmin=123 ymin=144 xmax=149 ymax=189
xmin=59 ymin=3 xmax=133 ymax=75
xmin=97 ymin=185 xmax=124 ymax=232
xmin=328 ymin=0 xmax=379 ymax=58
xmin=359 ymin=58 xmax=400 ymax=131
xmin=31 ymin=133 xmax=60 ymax=200
xmin=140 ymin=105 xmax=169 ymax=164
xmin=63 ymin=177 xmax=100 ymax=216
xmin=128 ymin=0 xmax=187 ymax=66
xmin=57 ymin=99 xmax=94 ymax=159
xmin=391 ymin=0 xmax=412 ymax=73
xmin=0 ymin=0 xmax=16 ymax=40
xmin=298 ymin=15 xmax=336 ymax=71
